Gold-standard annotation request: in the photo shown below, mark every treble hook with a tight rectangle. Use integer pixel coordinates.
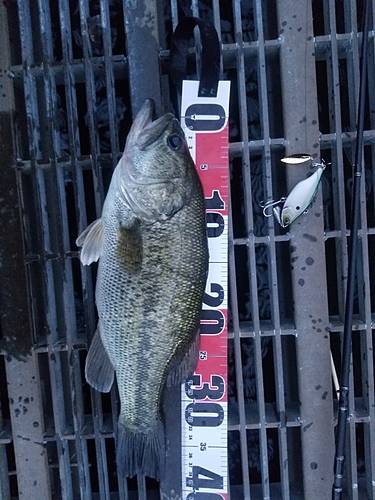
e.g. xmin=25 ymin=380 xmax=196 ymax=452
xmin=259 ymin=197 xmax=286 ymax=217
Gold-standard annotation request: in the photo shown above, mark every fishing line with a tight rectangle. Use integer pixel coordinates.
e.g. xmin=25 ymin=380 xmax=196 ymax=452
xmin=332 ymin=0 xmax=371 ymax=497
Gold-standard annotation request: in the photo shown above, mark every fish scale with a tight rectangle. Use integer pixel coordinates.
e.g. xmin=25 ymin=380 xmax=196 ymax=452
xmin=76 ymin=99 xmax=208 ymax=481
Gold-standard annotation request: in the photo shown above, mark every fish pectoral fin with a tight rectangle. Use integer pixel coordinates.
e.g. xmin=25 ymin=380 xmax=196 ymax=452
xmin=76 ymin=218 xmax=104 ymax=265
xmin=116 ymin=220 xmax=143 ymax=273
xmin=85 ymin=327 xmax=114 ymax=393
xmin=167 ymin=329 xmax=200 ymax=387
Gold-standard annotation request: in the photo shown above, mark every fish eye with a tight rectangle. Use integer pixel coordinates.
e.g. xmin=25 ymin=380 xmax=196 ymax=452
xmin=168 ymin=134 xmax=184 ymax=150
xmin=296 ymin=205 xmax=300 ymax=211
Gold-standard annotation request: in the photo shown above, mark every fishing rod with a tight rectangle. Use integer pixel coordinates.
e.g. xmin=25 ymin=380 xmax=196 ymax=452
xmin=332 ymin=0 xmax=371 ymax=498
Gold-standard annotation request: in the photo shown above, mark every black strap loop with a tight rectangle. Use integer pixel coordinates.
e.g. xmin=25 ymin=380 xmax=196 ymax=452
xmin=169 ymin=17 xmax=220 ymax=98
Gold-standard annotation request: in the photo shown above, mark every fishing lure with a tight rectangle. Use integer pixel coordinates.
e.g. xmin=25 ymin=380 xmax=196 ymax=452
xmin=262 ymin=154 xmax=326 ymax=227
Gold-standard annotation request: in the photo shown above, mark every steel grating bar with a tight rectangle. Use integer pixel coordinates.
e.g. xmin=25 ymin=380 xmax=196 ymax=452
xmin=46 ymin=350 xmax=74 ymax=499
xmin=357 ymin=236 xmax=375 ymax=500
xmin=251 ymin=2 xmax=281 ymax=498
xmin=55 ymin=165 xmax=92 ymax=498
xmin=254 ymin=1 xmax=291 ymax=496
xmin=228 ymin=183 xmax=251 ymax=499
xmin=276 ymin=1 xmax=335 ymax=498
xmin=70 ymin=348 xmax=92 ymax=500
xmin=230 ymin=2 xmax=257 ymax=498
xmin=211 ymin=0 xmax=223 ymax=53
xmin=371 ymin=1 xmax=375 ymax=234
xmin=229 ymin=138 xmax=285 ymax=159
xmin=99 ymin=0 xmax=119 ymax=167
xmin=123 ymin=0 xmax=164 ymax=119
xmin=0 ymin=362 xmax=10 ymax=499
xmin=78 ymin=0 xmax=104 ymax=216
xmin=57 ymin=0 xmax=91 ymax=251
xmin=346 ymin=0 xmax=360 ymax=133
xmin=0 ymin=442 xmax=10 ymax=499
xmin=111 ymin=383 xmax=131 ymax=498
xmin=369 ymin=43 xmax=375 ymax=267
xmin=365 ymin=12 xmax=375 ymax=499
xmin=55 ymin=162 xmax=79 ymax=345
xmin=233 ymin=2 xmax=272 ymax=498
xmin=325 ymin=0 xmax=348 ymax=323
xmin=170 ymin=0 xmax=179 ymax=32
xmin=91 ymin=390 xmax=112 ymax=500
xmin=191 ymin=0 xmax=199 ymax=18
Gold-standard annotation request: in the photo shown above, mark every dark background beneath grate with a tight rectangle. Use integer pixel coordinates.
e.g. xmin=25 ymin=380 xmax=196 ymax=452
xmin=0 ymin=0 xmax=375 ymax=499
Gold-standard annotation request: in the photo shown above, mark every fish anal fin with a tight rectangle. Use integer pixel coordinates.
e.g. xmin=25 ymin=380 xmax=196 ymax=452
xmin=85 ymin=326 xmax=114 ymax=393
xmin=167 ymin=329 xmax=200 ymax=387
xmin=116 ymin=220 xmax=142 ymax=273
xmin=76 ymin=218 xmax=104 ymax=265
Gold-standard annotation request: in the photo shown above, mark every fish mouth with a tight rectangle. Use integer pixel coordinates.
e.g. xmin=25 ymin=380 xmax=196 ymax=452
xmin=126 ymin=99 xmax=175 ymax=151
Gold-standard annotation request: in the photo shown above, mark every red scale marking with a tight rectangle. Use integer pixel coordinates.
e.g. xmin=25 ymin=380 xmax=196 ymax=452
xmin=196 ymin=133 xmax=228 ymax=167
xmin=194 ymin=127 xmax=228 ymax=399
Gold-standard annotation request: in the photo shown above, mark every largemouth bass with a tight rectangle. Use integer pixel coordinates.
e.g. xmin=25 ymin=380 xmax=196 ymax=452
xmin=76 ymin=99 xmax=208 ymax=480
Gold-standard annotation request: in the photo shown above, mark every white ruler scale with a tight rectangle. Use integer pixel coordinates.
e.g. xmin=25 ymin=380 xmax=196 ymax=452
xmin=180 ymin=80 xmax=230 ymax=500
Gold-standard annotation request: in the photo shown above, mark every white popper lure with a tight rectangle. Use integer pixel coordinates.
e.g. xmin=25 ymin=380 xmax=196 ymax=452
xmin=262 ymin=155 xmax=326 ymax=228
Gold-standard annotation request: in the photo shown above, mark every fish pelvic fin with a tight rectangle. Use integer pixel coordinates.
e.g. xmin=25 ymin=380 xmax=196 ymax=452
xmin=116 ymin=419 xmax=165 ymax=481
xmin=76 ymin=218 xmax=104 ymax=265
xmin=167 ymin=329 xmax=200 ymax=387
xmin=85 ymin=326 xmax=114 ymax=392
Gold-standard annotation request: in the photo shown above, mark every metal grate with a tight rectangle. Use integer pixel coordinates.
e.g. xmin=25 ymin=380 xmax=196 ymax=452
xmin=0 ymin=0 xmax=374 ymax=499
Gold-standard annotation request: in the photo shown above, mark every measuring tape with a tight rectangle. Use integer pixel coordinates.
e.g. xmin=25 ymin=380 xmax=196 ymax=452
xmin=180 ymin=80 xmax=230 ymax=499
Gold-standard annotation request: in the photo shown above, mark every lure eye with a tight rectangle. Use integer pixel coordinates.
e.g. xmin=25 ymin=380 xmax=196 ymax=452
xmin=296 ymin=205 xmax=300 ymax=211
xmin=168 ymin=134 xmax=184 ymax=151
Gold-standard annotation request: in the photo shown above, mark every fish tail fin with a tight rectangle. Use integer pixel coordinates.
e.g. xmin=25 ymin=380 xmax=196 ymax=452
xmin=116 ymin=419 xmax=165 ymax=481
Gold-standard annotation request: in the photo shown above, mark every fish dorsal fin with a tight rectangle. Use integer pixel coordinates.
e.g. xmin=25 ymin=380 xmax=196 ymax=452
xmin=85 ymin=325 xmax=114 ymax=393
xmin=116 ymin=220 xmax=143 ymax=273
xmin=76 ymin=218 xmax=104 ymax=265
